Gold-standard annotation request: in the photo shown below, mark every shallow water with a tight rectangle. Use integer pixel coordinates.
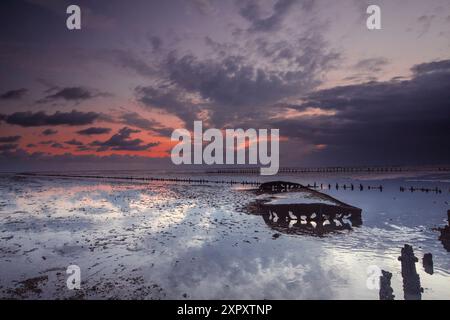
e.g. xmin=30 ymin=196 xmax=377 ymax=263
xmin=0 ymin=171 xmax=449 ymax=299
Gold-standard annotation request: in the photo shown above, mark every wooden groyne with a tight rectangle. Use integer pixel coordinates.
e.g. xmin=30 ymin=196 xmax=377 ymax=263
xmin=15 ymin=173 xmax=448 ymax=195
xmin=16 ymin=173 xmax=262 ymax=186
xmin=207 ymin=166 xmax=450 ymax=174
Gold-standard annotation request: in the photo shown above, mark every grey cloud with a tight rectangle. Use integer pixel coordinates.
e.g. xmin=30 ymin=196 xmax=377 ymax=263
xmin=353 ymin=57 xmax=389 ymax=73
xmin=0 ymin=144 xmax=18 ymax=152
xmin=150 ymin=41 xmax=337 ymax=126
xmin=76 ymin=145 xmax=94 ymax=151
xmin=165 ymin=54 xmax=289 ymax=107
xmin=109 ymin=49 xmax=157 ymax=78
xmin=42 ymin=128 xmax=58 ymax=136
xmin=417 ymin=15 xmax=435 ymax=37
xmin=412 ymin=59 xmax=450 ymax=74
xmin=76 ymin=127 xmax=112 ymax=136
xmin=189 ymin=0 xmax=216 ymax=15
xmin=37 ymin=86 xmax=109 ymax=104
xmin=0 ymin=135 xmax=21 ymax=143
xmin=136 ymin=85 xmax=201 ymax=126
xmin=120 ymin=112 xmax=173 ymax=136
xmin=0 ymin=88 xmax=27 ymax=100
xmin=0 ymin=110 xmax=101 ymax=127
xmin=269 ymin=59 xmax=450 ymax=165
xmin=149 ymin=35 xmax=163 ymax=51
xmin=40 ymin=140 xmax=54 ymax=145
xmin=65 ymin=139 xmax=84 ymax=146
xmin=120 ymin=112 xmax=159 ymax=130
xmin=239 ymin=0 xmax=301 ymax=32
xmin=132 ymin=5 xmax=336 ymax=128
xmin=90 ymin=127 xmax=160 ymax=152
xmin=51 ymin=142 xmax=66 ymax=149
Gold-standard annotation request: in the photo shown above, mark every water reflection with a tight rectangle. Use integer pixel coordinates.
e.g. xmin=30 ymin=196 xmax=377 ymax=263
xmin=262 ymin=212 xmax=353 ymax=237
xmin=0 ymin=173 xmax=449 ymax=299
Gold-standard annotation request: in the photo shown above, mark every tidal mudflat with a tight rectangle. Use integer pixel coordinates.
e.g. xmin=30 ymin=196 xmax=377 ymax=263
xmin=0 ymin=171 xmax=449 ymax=299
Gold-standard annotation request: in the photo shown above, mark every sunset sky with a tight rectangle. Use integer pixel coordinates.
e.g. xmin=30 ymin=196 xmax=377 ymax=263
xmin=1 ymin=0 xmax=449 ymax=171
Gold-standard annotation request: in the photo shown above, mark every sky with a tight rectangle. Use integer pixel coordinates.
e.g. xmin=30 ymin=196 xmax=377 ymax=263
xmin=0 ymin=0 xmax=449 ymax=171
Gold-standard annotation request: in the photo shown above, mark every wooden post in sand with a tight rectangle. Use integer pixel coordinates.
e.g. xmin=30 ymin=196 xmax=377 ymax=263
xmin=422 ymin=253 xmax=433 ymax=275
xmin=398 ymin=244 xmax=423 ymax=300
xmin=379 ymin=270 xmax=395 ymax=300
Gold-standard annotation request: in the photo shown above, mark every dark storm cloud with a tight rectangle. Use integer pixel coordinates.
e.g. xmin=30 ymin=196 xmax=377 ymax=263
xmin=136 ymin=85 xmax=201 ymax=125
xmin=90 ymin=127 xmax=159 ymax=152
xmin=0 ymin=135 xmax=21 ymax=143
xmin=166 ymin=53 xmax=294 ymax=107
xmin=65 ymin=139 xmax=84 ymax=146
xmin=42 ymin=129 xmax=58 ymax=136
xmin=137 ymin=37 xmax=337 ymax=127
xmin=0 ymin=110 xmax=101 ymax=127
xmin=37 ymin=87 xmax=109 ymax=104
xmin=411 ymin=59 xmax=450 ymax=74
xmin=239 ymin=0 xmax=312 ymax=32
xmin=270 ymin=59 xmax=450 ymax=165
xmin=76 ymin=127 xmax=112 ymax=136
xmin=127 ymin=1 xmax=336 ymax=129
xmin=164 ymin=55 xmax=313 ymax=106
xmin=0 ymin=88 xmax=27 ymax=100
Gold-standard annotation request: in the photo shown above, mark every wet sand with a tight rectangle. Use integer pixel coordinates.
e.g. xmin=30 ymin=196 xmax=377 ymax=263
xmin=0 ymin=171 xmax=449 ymax=299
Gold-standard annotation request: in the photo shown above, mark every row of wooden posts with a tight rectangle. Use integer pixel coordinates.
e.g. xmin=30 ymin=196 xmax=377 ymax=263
xmin=207 ymin=167 xmax=450 ymax=174
xmin=19 ymin=173 xmax=448 ymax=194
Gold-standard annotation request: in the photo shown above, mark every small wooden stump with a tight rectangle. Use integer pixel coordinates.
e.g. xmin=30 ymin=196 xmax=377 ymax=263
xmin=379 ymin=270 xmax=395 ymax=300
xmin=423 ymin=253 xmax=434 ymax=275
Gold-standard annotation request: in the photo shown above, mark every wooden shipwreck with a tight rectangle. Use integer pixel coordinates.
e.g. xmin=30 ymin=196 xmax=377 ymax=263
xmin=248 ymin=181 xmax=362 ymax=236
